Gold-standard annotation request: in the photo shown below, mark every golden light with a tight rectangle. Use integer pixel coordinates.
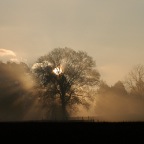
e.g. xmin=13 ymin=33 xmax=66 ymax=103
xmin=53 ymin=67 xmax=62 ymax=75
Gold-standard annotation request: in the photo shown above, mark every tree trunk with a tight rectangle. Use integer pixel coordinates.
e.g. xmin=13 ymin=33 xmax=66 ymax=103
xmin=59 ymin=75 xmax=69 ymax=120
xmin=61 ymin=96 xmax=68 ymax=120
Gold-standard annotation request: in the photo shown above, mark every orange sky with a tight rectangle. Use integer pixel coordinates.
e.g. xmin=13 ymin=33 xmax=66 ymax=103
xmin=0 ymin=0 xmax=144 ymax=85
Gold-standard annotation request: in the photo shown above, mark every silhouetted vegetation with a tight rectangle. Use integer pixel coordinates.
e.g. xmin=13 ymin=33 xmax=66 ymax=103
xmin=125 ymin=64 xmax=144 ymax=98
xmin=0 ymin=49 xmax=144 ymax=122
xmin=32 ymin=47 xmax=100 ymax=120
xmin=97 ymin=65 xmax=144 ymax=122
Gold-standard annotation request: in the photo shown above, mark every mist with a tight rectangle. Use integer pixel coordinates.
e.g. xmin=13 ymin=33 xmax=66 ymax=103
xmin=75 ymin=81 xmax=144 ymax=122
xmin=0 ymin=60 xmax=144 ymax=122
xmin=94 ymin=94 xmax=144 ymax=122
xmin=0 ymin=61 xmax=43 ymax=121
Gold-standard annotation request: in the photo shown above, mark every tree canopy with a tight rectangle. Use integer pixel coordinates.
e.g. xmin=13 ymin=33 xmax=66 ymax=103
xmin=32 ymin=47 xmax=100 ymax=120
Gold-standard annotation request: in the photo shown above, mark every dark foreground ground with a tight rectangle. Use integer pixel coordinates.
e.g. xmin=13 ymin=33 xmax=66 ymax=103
xmin=0 ymin=120 xmax=144 ymax=142
xmin=0 ymin=120 xmax=144 ymax=128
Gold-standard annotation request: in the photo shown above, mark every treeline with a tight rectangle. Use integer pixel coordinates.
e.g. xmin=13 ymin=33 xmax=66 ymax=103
xmin=0 ymin=48 xmax=144 ymax=121
xmin=98 ymin=64 xmax=144 ymax=98
xmin=94 ymin=65 xmax=144 ymax=121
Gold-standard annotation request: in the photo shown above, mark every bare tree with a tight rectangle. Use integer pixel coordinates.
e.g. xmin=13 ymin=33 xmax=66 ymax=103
xmin=32 ymin=47 xmax=100 ymax=120
xmin=125 ymin=64 xmax=144 ymax=97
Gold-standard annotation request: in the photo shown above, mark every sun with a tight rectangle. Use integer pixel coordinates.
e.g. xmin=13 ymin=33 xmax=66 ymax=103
xmin=53 ymin=67 xmax=62 ymax=75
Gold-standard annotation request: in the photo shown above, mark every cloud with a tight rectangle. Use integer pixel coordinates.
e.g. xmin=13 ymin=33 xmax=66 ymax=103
xmin=0 ymin=48 xmax=20 ymax=63
xmin=10 ymin=58 xmax=19 ymax=63
xmin=0 ymin=48 xmax=16 ymax=57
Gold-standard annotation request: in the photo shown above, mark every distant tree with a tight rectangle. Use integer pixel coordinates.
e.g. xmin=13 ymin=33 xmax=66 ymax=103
xmin=112 ymin=81 xmax=127 ymax=95
xmin=97 ymin=80 xmax=110 ymax=94
xmin=125 ymin=64 xmax=144 ymax=97
xmin=32 ymin=47 xmax=100 ymax=120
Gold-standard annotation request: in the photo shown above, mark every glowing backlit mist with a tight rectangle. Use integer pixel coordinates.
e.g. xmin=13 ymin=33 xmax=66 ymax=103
xmin=53 ymin=67 xmax=62 ymax=75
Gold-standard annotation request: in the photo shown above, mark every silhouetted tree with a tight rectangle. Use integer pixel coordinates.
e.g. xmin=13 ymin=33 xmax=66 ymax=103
xmin=97 ymin=80 xmax=110 ymax=94
xmin=112 ymin=81 xmax=127 ymax=95
xmin=125 ymin=64 xmax=144 ymax=97
xmin=97 ymin=80 xmax=128 ymax=99
xmin=32 ymin=47 xmax=100 ymax=120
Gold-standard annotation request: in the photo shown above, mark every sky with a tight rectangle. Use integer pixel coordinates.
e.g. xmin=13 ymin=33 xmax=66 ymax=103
xmin=0 ymin=0 xmax=144 ymax=85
